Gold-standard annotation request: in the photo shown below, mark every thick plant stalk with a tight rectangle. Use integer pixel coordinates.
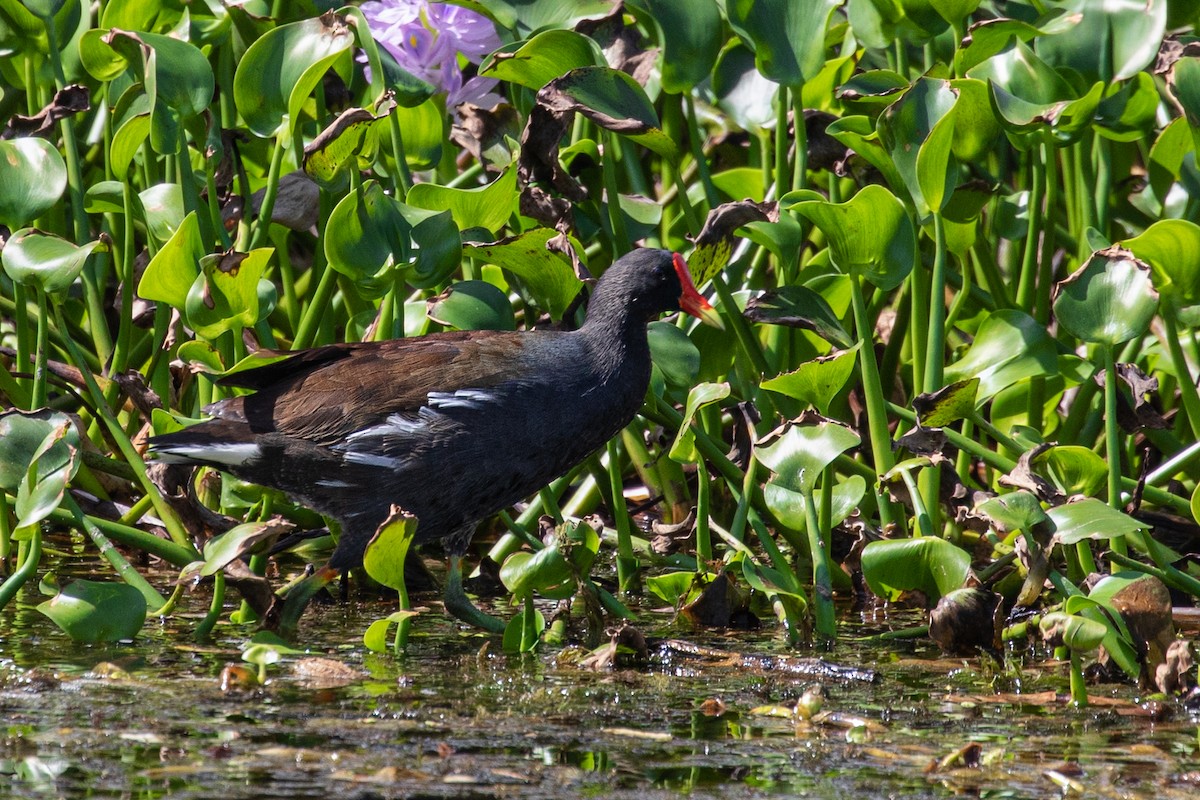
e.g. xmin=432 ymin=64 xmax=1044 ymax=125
xmin=850 ymin=275 xmax=896 ymax=529
xmin=607 ymin=438 xmax=638 ymax=594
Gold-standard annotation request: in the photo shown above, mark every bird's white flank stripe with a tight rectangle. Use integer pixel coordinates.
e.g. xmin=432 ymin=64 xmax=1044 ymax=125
xmin=155 ymin=442 xmax=260 ymax=466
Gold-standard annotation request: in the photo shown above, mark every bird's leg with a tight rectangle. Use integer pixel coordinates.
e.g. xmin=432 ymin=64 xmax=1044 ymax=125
xmin=444 ymin=554 xmax=506 ymax=633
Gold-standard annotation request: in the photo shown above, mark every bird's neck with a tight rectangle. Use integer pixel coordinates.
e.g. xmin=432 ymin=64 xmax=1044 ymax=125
xmin=578 ymin=286 xmax=651 ymax=375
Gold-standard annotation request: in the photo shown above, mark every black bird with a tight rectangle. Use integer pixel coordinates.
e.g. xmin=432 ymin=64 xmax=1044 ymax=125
xmin=150 ymin=248 xmax=721 ymax=630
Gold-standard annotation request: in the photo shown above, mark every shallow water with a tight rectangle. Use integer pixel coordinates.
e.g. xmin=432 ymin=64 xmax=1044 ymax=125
xmin=1 ymin=566 xmax=1198 ymax=800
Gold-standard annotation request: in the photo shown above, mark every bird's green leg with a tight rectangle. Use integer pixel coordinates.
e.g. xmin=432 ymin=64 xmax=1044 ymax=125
xmin=445 ymin=554 xmax=506 ymax=633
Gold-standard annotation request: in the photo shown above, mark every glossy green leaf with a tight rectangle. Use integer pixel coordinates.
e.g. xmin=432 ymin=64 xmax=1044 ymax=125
xmin=500 ymin=545 xmax=575 ymax=599
xmin=479 ymin=29 xmax=602 ymax=89
xmin=1121 ymin=219 xmax=1200 ymax=307
xmin=742 ymin=284 xmax=853 ymax=347
xmin=427 ymin=280 xmax=515 ymax=331
xmin=184 ymin=248 xmax=271 ymax=339
xmin=973 ymin=490 xmax=1049 ymax=533
xmin=138 ymin=211 xmax=204 ymax=309
xmin=394 ymin=97 xmax=445 ymax=171
xmin=954 ymin=11 xmax=1080 ymax=74
xmin=669 ymin=381 xmax=731 ymax=462
xmin=943 ymin=309 xmax=1060 ymax=401
xmin=37 ymin=580 xmax=147 ymax=643
xmin=1037 ymin=446 xmax=1108 ymax=498
xmin=825 ymin=116 xmax=908 ymax=198
xmin=0 ymin=138 xmax=66 ymax=229
xmin=649 ymin=321 xmax=701 ymax=388
xmin=324 ymin=181 xmax=412 ymax=295
xmin=860 ymin=537 xmax=972 ymax=603
xmin=1036 ymin=0 xmax=1167 ymax=83
xmin=3 ymin=411 xmax=79 ymax=529
xmin=762 ymin=345 xmax=859 ymax=414
xmin=363 ymin=509 xmax=419 ymax=592
xmin=1039 ymin=611 xmax=1107 ymax=652
xmin=1052 ymin=247 xmax=1159 ymax=346
xmin=463 ymin=229 xmax=579 ymax=319
xmin=1048 ymin=498 xmax=1147 ymax=544
xmin=878 ymin=77 xmax=959 ymax=216
xmin=755 ymin=416 xmax=861 ymax=495
xmin=763 ymin=475 xmax=866 ymax=533
xmin=646 ymin=570 xmax=703 ymax=606
xmin=1173 ymin=57 xmax=1200 ymax=148
xmin=1 ymin=228 xmax=110 ymax=294
xmin=1095 ymin=73 xmax=1159 ymax=142
xmin=712 ymin=42 xmax=779 ymax=131
xmin=913 ymin=378 xmax=979 ymax=427
xmin=724 ymin=0 xmax=841 ymax=88
xmin=139 ymin=182 xmax=186 ymax=245
xmin=542 ymin=67 xmax=677 ymax=159
xmin=200 ymin=520 xmax=288 ymax=577
xmin=407 ymin=165 xmax=515 ymax=234
xmin=794 ymin=185 xmax=916 ymax=290
xmin=836 ymin=69 xmax=909 ymax=109
xmin=502 ymin=603 xmax=546 ymax=653
xmin=363 ymin=610 xmax=422 ymax=653
xmin=638 ymin=0 xmax=723 ymax=93
xmin=233 ymin=12 xmax=355 ymax=139
xmin=0 ymin=409 xmax=79 ymax=493
xmin=504 ymin=0 xmax=613 ymax=35
xmin=741 ymin=559 xmax=806 ymax=600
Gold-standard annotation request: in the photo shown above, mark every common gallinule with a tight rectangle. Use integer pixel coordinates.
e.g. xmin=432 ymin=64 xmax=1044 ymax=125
xmin=150 ymin=248 xmax=721 ymax=631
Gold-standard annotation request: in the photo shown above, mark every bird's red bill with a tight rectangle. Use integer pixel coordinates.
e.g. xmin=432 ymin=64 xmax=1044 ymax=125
xmin=673 ymin=253 xmax=723 ymax=329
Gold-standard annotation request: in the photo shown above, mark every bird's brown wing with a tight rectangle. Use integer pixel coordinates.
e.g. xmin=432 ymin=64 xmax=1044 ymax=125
xmin=210 ymin=331 xmax=531 ymax=446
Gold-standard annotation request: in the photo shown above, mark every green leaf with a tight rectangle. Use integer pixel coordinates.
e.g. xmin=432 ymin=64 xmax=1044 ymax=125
xmin=363 ymin=610 xmax=422 ymax=653
xmin=755 ymin=416 xmax=861 ymax=495
xmin=427 ymin=280 xmax=516 ymax=331
xmin=1121 ymin=219 xmax=1200 ymax=307
xmin=500 ymin=545 xmax=575 ymax=599
xmin=541 ymin=66 xmax=677 ymax=160
xmin=184 ymin=248 xmax=271 ymax=340
xmin=463 ymin=229 xmax=580 ymax=319
xmin=637 ymin=0 xmax=723 ymax=93
xmin=878 ymin=76 xmax=959 ymax=216
xmin=1052 ymin=246 xmax=1159 ymax=346
xmin=200 ymin=520 xmax=288 ymax=577
xmin=724 ymin=0 xmax=842 ymax=88
xmin=1035 ymin=0 xmax=1167 ymax=83
xmin=37 ymin=580 xmax=147 ymax=643
xmin=763 ymin=475 xmax=865 ymax=533
xmin=669 ymin=381 xmax=730 ymax=462
xmin=860 ymin=537 xmax=972 ymax=603
xmin=139 ymin=182 xmax=186 ymax=245
xmin=394 ymin=97 xmax=445 ymax=171
xmin=1 ymin=228 xmax=110 ymax=295
xmin=406 ymin=165 xmax=516 ymax=234
xmin=138 ymin=211 xmax=204 ymax=309
xmin=0 ymin=409 xmax=79 ymax=493
xmin=233 ymin=12 xmax=356 ymax=140
xmin=712 ymin=42 xmax=779 ymax=131
xmin=825 ymin=115 xmax=908 ymax=198
xmin=794 ymin=185 xmax=916 ymax=290
xmin=323 ymin=180 xmax=413 ymax=296
xmin=742 ymin=283 xmax=853 ymax=348
xmin=912 ymin=378 xmax=979 ymax=427
xmin=11 ymin=413 xmax=80 ymax=530
xmin=1048 ymin=498 xmax=1147 ymax=544
xmin=504 ymin=0 xmax=614 ymax=35
xmin=943 ymin=309 xmax=1060 ymax=402
xmin=363 ymin=509 xmax=420 ymax=592
xmin=973 ymin=490 xmax=1048 ymax=533
xmin=1037 ymin=446 xmax=1108 ymax=498
xmin=0 ymin=138 xmax=66 ymax=229
xmin=762 ymin=345 xmax=859 ymax=414
xmin=1039 ymin=611 xmax=1107 ymax=652
xmin=646 ymin=571 xmax=702 ymax=606
xmin=648 ymin=321 xmax=701 ymax=388
xmin=479 ymin=29 xmax=602 ymax=89
xmin=502 ymin=603 xmax=546 ymax=653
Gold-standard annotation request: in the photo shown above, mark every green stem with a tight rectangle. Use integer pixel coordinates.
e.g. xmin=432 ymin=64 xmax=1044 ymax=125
xmin=607 ymin=439 xmax=637 ymax=594
xmin=1161 ymin=310 xmax=1200 ymax=441
xmin=194 ymin=571 xmax=224 ymax=640
xmin=50 ymin=302 xmax=196 ymax=553
xmin=683 ymin=94 xmax=719 ymax=207
xmin=773 ymin=87 xmax=789 ymax=196
xmin=250 ymin=135 xmax=287 ymax=249
xmin=802 ymin=486 xmax=836 ymax=641
xmin=292 ymin=258 xmax=339 ymax=349
xmin=0 ymin=529 xmax=41 ymax=611
xmin=602 ymin=132 xmax=630 ymax=254
xmin=64 ymin=495 xmax=167 ymax=609
xmin=31 ymin=288 xmax=50 ymax=409
xmin=850 ymin=275 xmax=895 ymax=528
xmin=791 ymin=88 xmax=807 ymax=191
xmin=695 ymin=458 xmax=712 ymax=567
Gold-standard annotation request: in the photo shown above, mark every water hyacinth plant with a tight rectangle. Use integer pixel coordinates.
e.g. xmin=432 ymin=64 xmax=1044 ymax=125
xmin=0 ymin=0 xmax=1194 ymax=697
